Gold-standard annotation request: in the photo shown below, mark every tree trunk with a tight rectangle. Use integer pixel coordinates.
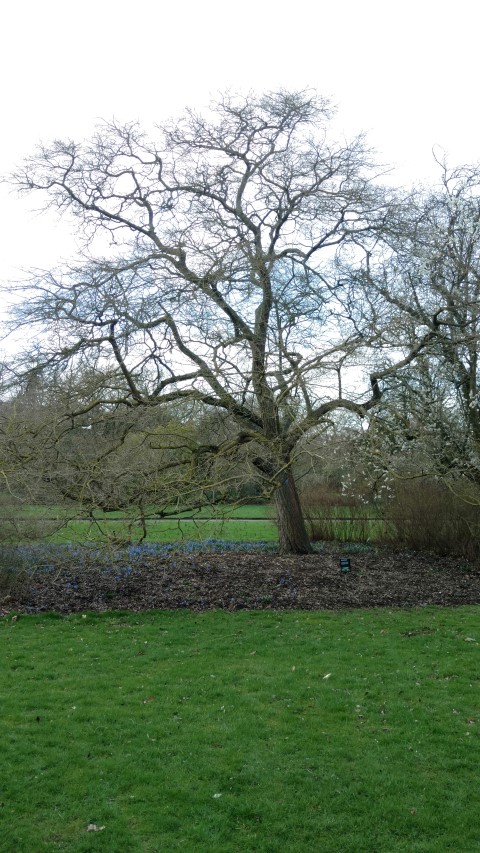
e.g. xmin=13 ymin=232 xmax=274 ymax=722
xmin=274 ymin=469 xmax=313 ymax=554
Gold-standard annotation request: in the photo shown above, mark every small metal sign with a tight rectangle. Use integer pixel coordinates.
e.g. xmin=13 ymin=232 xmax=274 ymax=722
xmin=340 ymin=557 xmax=351 ymax=573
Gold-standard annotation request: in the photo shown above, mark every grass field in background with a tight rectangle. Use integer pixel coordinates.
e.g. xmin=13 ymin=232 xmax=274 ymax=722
xmin=0 ymin=502 xmax=393 ymax=545
xmin=0 ymin=503 xmax=278 ymax=545
xmin=2 ymin=606 xmax=480 ymax=852
xmin=51 ymin=517 xmax=278 ymax=544
xmin=0 ymin=503 xmax=274 ymax=520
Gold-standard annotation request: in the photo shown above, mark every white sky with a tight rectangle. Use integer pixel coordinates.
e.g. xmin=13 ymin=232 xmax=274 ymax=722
xmin=1 ymin=0 xmax=479 ymax=283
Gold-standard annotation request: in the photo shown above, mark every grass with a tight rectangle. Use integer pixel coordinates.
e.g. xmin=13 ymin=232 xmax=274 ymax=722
xmin=60 ymin=504 xmax=387 ymax=547
xmin=163 ymin=504 xmax=274 ymax=520
xmin=2 ymin=607 xmax=480 ymax=852
xmin=50 ymin=516 xmax=278 ymax=544
xmin=0 ymin=501 xmax=389 ymax=546
xmin=0 ymin=503 xmax=274 ymax=519
xmin=0 ymin=503 xmax=278 ymax=545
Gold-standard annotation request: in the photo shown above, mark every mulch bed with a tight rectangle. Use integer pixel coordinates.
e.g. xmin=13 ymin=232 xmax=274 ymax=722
xmin=2 ymin=547 xmax=480 ymax=615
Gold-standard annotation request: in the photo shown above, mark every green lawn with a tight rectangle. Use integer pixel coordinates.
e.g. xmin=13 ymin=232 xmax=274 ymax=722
xmin=0 ymin=503 xmax=274 ymax=520
xmin=2 ymin=607 xmax=480 ymax=852
xmin=0 ymin=503 xmax=278 ymax=545
xmin=50 ymin=516 xmax=278 ymax=544
xmin=1 ymin=502 xmax=393 ymax=545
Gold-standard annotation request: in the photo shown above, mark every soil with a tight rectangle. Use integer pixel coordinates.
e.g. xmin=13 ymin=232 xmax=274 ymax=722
xmin=2 ymin=546 xmax=480 ymax=615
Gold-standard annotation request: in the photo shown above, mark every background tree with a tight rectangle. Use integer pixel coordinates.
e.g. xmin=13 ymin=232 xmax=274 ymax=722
xmin=5 ymin=90 xmax=432 ymax=552
xmin=0 ymin=368 xmax=253 ymax=543
xmin=357 ymin=157 xmax=480 ymax=487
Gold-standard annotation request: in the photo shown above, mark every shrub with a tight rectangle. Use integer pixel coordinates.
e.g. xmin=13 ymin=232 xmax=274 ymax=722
xmin=384 ymin=478 xmax=480 ymax=560
xmin=300 ymin=484 xmax=356 ymax=509
xmin=0 ymin=547 xmax=29 ymax=603
xmin=300 ymin=485 xmax=386 ymax=543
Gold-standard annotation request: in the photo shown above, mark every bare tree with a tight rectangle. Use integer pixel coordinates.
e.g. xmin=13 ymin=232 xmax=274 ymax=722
xmin=5 ymin=89 xmax=429 ymax=552
xmin=356 ymin=156 xmax=480 ymax=491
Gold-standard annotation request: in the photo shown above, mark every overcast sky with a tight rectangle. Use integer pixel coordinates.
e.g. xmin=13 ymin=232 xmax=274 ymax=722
xmin=1 ymin=0 xmax=479 ymax=282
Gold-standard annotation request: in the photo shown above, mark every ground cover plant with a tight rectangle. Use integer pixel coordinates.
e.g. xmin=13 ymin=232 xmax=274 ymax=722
xmin=1 ymin=607 xmax=480 ymax=852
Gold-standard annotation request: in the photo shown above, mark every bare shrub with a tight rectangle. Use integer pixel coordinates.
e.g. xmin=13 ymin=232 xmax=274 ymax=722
xmin=0 ymin=514 xmax=66 ymax=606
xmin=0 ymin=546 xmax=29 ymax=604
xmin=384 ymin=479 xmax=480 ymax=559
xmin=300 ymin=484 xmax=357 ymax=511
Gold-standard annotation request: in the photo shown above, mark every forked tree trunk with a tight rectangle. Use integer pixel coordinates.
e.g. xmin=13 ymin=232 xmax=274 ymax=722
xmin=274 ymin=469 xmax=313 ymax=554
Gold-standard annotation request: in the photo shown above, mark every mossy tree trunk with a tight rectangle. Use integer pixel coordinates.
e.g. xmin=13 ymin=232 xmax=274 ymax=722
xmin=274 ymin=467 xmax=312 ymax=554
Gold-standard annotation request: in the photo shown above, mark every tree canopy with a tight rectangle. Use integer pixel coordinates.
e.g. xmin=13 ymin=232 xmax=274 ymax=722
xmin=3 ymin=90 xmax=479 ymax=552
